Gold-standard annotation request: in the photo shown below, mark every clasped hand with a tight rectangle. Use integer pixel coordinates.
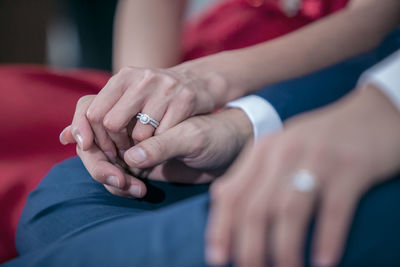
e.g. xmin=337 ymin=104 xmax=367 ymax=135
xmin=59 ymin=64 xmax=251 ymax=198
xmin=61 ymin=67 xmax=400 ymax=267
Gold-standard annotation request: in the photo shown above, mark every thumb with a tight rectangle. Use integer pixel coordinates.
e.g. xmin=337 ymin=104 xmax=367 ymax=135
xmin=124 ymin=124 xmax=188 ymax=168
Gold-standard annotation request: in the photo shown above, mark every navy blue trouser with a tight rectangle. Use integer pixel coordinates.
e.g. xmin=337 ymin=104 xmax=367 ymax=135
xmin=3 ymin=157 xmax=400 ymax=267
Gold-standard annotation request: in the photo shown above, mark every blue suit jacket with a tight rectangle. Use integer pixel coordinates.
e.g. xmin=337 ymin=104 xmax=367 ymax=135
xmin=255 ymin=28 xmax=400 ymax=121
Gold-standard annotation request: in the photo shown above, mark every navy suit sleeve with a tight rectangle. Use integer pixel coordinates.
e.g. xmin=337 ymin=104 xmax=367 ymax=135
xmin=255 ymin=28 xmax=400 ymax=121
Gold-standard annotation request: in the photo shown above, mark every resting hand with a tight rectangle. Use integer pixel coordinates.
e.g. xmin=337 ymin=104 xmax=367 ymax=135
xmin=206 ymin=86 xmax=400 ymax=267
xmin=61 ymin=105 xmax=253 ymax=198
xmin=65 ymin=64 xmax=229 ymax=160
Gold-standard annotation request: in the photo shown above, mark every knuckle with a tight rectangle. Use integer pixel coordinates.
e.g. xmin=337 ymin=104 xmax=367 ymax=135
xmin=160 ymin=83 xmax=175 ymax=97
xmin=160 ymin=74 xmax=177 ymax=87
xmin=86 ymin=107 xmax=102 ymax=123
xmin=107 ymin=74 xmax=118 ymax=85
xmin=179 ymin=87 xmax=196 ymax=104
xmin=118 ymin=66 xmax=134 ymax=77
xmin=107 ymin=75 xmax=124 ymax=90
xmin=142 ymin=69 xmax=157 ymax=82
xmin=113 ymin=67 xmax=140 ymax=89
xmin=184 ymin=118 xmax=202 ymax=133
xmin=183 ymin=120 xmax=210 ymax=154
xmin=77 ymin=95 xmax=93 ymax=106
xmin=103 ymin=117 xmax=121 ymax=133
xmin=133 ymin=70 xmax=157 ymax=93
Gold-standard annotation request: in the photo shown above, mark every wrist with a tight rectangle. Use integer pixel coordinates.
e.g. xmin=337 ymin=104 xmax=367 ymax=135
xmin=174 ymin=52 xmax=249 ymax=106
xmin=179 ymin=108 xmax=253 ymax=170
xmin=351 ymin=86 xmax=400 ymax=179
xmin=356 ymin=84 xmax=400 ymax=121
xmin=216 ymin=108 xmax=254 ymax=145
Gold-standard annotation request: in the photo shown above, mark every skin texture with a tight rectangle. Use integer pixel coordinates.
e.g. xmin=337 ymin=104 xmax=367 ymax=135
xmin=64 ymin=0 xmax=400 ymax=176
xmin=186 ymin=0 xmax=400 ymax=100
xmin=113 ymin=0 xmax=187 ymax=71
xmin=206 ymin=86 xmax=400 ymax=267
xmin=62 ymin=0 xmax=400 ymax=188
xmin=60 ymin=100 xmax=253 ymax=198
xmin=59 ymin=2 xmax=400 ymax=263
xmin=80 ymin=66 xmax=229 ymax=159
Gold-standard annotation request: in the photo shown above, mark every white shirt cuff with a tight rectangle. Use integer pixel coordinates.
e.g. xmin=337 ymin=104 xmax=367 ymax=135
xmin=358 ymin=49 xmax=400 ymax=110
xmin=226 ymin=95 xmax=283 ymax=141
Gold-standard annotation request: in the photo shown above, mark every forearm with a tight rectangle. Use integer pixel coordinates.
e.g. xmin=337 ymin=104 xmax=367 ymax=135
xmin=184 ymin=0 xmax=400 ymax=102
xmin=113 ymin=0 xmax=187 ymax=72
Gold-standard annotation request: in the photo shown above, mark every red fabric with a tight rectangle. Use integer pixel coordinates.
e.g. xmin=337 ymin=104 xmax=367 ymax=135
xmin=0 ymin=66 xmax=111 ymax=261
xmin=0 ymin=0 xmax=348 ymax=263
xmin=183 ymin=0 xmax=348 ymax=60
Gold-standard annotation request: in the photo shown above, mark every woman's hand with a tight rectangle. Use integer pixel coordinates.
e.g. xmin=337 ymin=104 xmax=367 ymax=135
xmin=206 ymin=86 xmax=400 ymax=267
xmin=61 ymin=102 xmax=253 ymax=198
xmin=68 ymin=65 xmax=229 ymax=160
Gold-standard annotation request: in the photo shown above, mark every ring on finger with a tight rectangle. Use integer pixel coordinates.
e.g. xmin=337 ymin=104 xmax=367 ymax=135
xmin=290 ymin=169 xmax=317 ymax=193
xmin=136 ymin=113 xmax=160 ymax=129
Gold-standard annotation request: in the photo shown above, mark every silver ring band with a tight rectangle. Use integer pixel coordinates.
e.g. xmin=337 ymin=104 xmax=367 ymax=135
xmin=136 ymin=113 xmax=160 ymax=129
xmin=290 ymin=169 xmax=316 ymax=193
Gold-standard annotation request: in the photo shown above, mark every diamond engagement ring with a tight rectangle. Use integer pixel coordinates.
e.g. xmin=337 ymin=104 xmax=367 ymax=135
xmin=290 ymin=169 xmax=317 ymax=193
xmin=136 ymin=113 xmax=160 ymax=129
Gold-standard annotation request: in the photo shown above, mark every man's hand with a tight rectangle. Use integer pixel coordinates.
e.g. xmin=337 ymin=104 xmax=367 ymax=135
xmin=122 ymin=108 xmax=253 ymax=172
xmin=63 ymin=64 xmax=231 ymax=164
xmin=206 ymin=86 xmax=400 ymax=267
xmin=61 ymin=101 xmax=253 ymax=198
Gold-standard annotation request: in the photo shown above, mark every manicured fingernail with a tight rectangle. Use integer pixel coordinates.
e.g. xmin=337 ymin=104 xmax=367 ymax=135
xmin=126 ymin=147 xmax=147 ymax=164
xmin=129 ymin=184 xmax=142 ymax=197
xmin=206 ymin=246 xmax=226 ymax=266
xmin=105 ymin=151 xmax=116 ymax=164
xmin=106 ymin=176 xmax=120 ymax=188
xmin=75 ymin=133 xmax=83 ymax=148
xmin=59 ymin=129 xmax=68 ymax=145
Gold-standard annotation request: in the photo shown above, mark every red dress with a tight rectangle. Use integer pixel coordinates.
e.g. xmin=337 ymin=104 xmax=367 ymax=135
xmin=0 ymin=0 xmax=348 ymax=262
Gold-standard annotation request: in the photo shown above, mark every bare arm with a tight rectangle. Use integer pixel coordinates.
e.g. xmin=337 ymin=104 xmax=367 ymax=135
xmin=181 ymin=0 xmax=400 ymax=103
xmin=113 ymin=0 xmax=187 ymax=71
